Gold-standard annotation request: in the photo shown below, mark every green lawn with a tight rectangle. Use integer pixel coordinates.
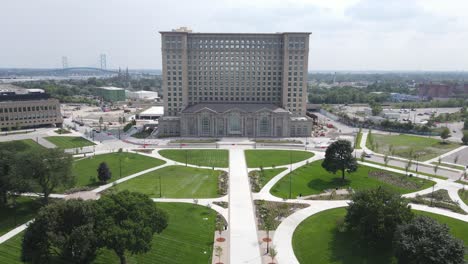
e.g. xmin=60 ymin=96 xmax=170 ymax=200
xmin=70 ymin=153 xmax=166 ymax=190
xmin=244 ymin=150 xmax=314 ymax=168
xmin=430 ymin=161 xmax=466 ymax=170
xmin=45 ymin=136 xmax=95 ymax=149
xmin=354 ymin=131 xmax=363 ymax=149
xmin=258 ymin=168 xmax=287 ymax=187
xmin=292 ymin=208 xmax=468 ymax=264
xmin=366 ymin=133 xmax=459 ymax=161
xmin=0 ymin=203 xmax=217 ymax=264
xmin=159 ymin=149 xmax=229 ymax=168
xmin=459 ymin=189 xmax=468 ymax=205
xmin=0 ymin=139 xmax=44 ymax=152
xmin=0 ymin=197 xmax=41 ymax=236
xmin=362 ymin=160 xmax=448 ymax=180
xmin=112 ymin=166 xmax=222 ymax=198
xmin=271 ymin=161 xmax=434 ymax=199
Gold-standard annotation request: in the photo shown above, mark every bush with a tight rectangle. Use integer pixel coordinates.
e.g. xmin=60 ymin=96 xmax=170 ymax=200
xmin=345 ymin=188 xmax=413 ymax=248
xmin=394 ymin=216 xmax=465 ymax=264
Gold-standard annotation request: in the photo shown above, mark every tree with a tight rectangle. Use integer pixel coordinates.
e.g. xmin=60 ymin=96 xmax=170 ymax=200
xmin=99 ymin=117 xmax=104 ymax=131
xmin=263 ymin=214 xmax=274 ymax=253
xmin=95 ymin=191 xmax=168 ymax=264
xmin=464 ymin=119 xmax=468 ymax=130
xmin=214 ymin=245 xmax=223 ymax=264
xmin=440 ymin=127 xmax=451 ymax=143
xmin=0 ymin=143 xmax=36 ymax=206
xmin=122 ymin=116 xmax=127 ymax=123
xmin=269 ymin=246 xmax=277 ymax=264
xmin=118 ymin=116 xmax=123 ymax=124
xmin=13 ymin=149 xmax=73 ymax=204
xmin=383 ymin=154 xmax=389 ymax=167
xmin=322 ymin=140 xmax=358 ymax=181
xmin=462 ymin=131 xmax=468 ymax=145
xmin=394 ymin=216 xmax=465 ymax=264
xmin=345 ymin=188 xmax=413 ymax=248
xmin=405 ymin=159 xmax=413 ymax=176
xmin=370 ymin=101 xmax=383 ymax=116
xmin=97 ymin=162 xmax=112 ymax=183
xmin=21 ymin=199 xmax=99 ymax=264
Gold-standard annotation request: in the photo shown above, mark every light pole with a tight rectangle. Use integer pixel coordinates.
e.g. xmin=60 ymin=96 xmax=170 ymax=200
xmin=159 ymin=175 xmax=162 ymax=198
xmin=289 ymin=150 xmax=292 ymax=199
xmin=119 ymin=153 xmax=122 ymax=179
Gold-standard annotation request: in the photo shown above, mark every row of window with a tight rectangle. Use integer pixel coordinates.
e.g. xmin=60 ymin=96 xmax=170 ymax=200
xmin=0 ymin=105 xmax=57 ymax=113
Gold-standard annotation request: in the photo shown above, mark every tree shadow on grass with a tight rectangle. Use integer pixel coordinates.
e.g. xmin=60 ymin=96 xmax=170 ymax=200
xmin=307 ymin=178 xmax=351 ymax=193
xmin=329 ymin=224 xmax=395 ymax=264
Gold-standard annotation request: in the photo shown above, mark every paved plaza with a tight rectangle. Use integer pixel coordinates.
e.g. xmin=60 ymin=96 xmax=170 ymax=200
xmin=0 ymin=127 xmax=467 ymax=264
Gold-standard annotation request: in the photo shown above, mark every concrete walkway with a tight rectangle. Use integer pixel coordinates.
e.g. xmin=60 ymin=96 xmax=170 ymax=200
xmin=228 ymin=148 xmax=262 ymax=264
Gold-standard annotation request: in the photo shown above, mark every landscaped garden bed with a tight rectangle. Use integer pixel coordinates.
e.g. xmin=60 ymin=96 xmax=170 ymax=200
xmin=407 ymin=189 xmax=467 ymax=214
xmin=270 ymin=161 xmax=434 ymax=199
xmin=248 ymin=168 xmax=286 ymax=192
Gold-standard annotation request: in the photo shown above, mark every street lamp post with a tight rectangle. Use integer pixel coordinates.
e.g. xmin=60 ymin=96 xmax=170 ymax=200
xmin=289 ymin=150 xmax=292 ymax=199
xmin=119 ymin=153 xmax=122 ymax=179
xmin=159 ymin=175 xmax=162 ymax=198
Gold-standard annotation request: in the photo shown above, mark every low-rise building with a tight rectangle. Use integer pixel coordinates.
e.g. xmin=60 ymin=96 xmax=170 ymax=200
xmin=0 ymin=88 xmax=62 ymax=130
xmin=126 ymin=90 xmax=159 ymax=101
xmin=136 ymin=106 xmax=164 ymax=121
xmin=95 ymin=87 xmax=125 ymax=102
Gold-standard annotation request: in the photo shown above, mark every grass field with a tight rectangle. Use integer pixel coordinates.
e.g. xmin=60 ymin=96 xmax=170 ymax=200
xmin=0 ymin=197 xmax=40 ymax=236
xmin=271 ymin=161 xmax=434 ymax=198
xmin=430 ymin=161 xmax=466 ymax=170
xmin=362 ymin=160 xmax=448 ymax=180
xmin=112 ymin=166 xmax=221 ymax=198
xmin=159 ymin=149 xmax=229 ymax=168
xmin=45 ymin=136 xmax=95 ymax=149
xmin=244 ymin=149 xmax=314 ymax=168
xmin=366 ymin=133 xmax=459 ymax=161
xmin=0 ymin=139 xmax=44 ymax=152
xmin=354 ymin=131 xmax=363 ymax=149
xmin=0 ymin=203 xmax=217 ymax=264
xmin=258 ymin=168 xmax=287 ymax=188
xmin=459 ymin=189 xmax=468 ymax=205
xmin=70 ymin=153 xmax=166 ymax=190
xmin=292 ymin=208 xmax=468 ymax=264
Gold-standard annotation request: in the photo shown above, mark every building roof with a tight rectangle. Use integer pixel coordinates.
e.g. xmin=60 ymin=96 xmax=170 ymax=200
xmin=139 ymin=106 xmax=164 ymax=116
xmin=182 ymin=103 xmax=289 ymax=114
xmin=98 ymin=86 xmax=124 ymax=91
xmin=159 ymin=31 xmax=311 ymax=35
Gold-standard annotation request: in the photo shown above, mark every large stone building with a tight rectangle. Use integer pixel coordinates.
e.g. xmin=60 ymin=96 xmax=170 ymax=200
xmin=0 ymin=87 xmax=62 ymax=130
xmin=158 ymin=27 xmax=313 ymax=137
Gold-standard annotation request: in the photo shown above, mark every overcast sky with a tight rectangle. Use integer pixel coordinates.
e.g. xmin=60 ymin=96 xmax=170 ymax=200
xmin=1 ymin=0 xmax=468 ymax=71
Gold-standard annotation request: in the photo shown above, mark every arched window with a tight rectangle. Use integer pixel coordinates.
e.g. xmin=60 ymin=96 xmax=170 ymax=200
xmin=259 ymin=116 xmax=269 ymax=135
xmin=201 ymin=115 xmax=210 ymax=135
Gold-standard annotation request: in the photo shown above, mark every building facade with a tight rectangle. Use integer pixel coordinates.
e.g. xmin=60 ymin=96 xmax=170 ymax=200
xmin=0 ymin=90 xmax=62 ymax=130
xmin=96 ymin=87 xmax=126 ymax=102
xmin=158 ymin=28 xmax=312 ymax=137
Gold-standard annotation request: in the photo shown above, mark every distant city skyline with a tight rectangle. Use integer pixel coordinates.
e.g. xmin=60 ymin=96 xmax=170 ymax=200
xmin=1 ymin=0 xmax=468 ymax=71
